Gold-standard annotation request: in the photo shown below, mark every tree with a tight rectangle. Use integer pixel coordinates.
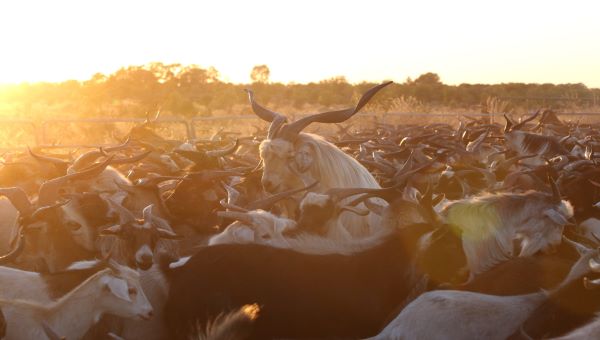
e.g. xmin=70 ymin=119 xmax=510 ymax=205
xmin=414 ymin=72 xmax=441 ymax=85
xmin=251 ymin=65 xmax=270 ymax=83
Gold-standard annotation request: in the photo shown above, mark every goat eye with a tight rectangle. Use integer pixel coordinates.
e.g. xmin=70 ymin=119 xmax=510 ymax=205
xmin=67 ymin=221 xmax=82 ymax=230
xmin=128 ymin=287 xmax=137 ymax=295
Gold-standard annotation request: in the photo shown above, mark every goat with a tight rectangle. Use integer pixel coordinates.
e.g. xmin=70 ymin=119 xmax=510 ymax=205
xmin=0 ymin=156 xmax=114 ymax=271
xmin=441 ymin=181 xmax=573 ymax=276
xmin=247 ymin=82 xmax=391 ymax=237
xmin=503 ymin=110 xmax=568 ymax=166
xmin=454 ymin=236 xmax=585 ymax=296
xmin=0 ymin=261 xmax=152 ymax=340
xmin=510 ymin=245 xmax=600 ymax=338
xmin=163 ymin=170 xmax=242 ymax=230
xmin=100 ymin=202 xmax=182 ymax=270
xmin=368 ymin=244 xmax=597 ymax=340
xmin=213 ymin=186 xmax=378 ymax=247
xmin=163 ymin=214 xmax=461 ymax=339
xmin=368 ymin=290 xmax=546 ymax=340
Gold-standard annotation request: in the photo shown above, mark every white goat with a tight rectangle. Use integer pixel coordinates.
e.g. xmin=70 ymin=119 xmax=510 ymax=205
xmin=259 ymin=134 xmax=382 ymax=237
xmin=366 ymin=245 xmax=596 ymax=340
xmin=249 ymin=82 xmax=391 ymax=238
xmin=0 ymin=262 xmax=152 ymax=340
xmin=210 ymin=210 xmax=297 ymax=247
xmin=211 ymin=209 xmax=394 ymax=256
xmin=442 ymin=190 xmax=573 ymax=276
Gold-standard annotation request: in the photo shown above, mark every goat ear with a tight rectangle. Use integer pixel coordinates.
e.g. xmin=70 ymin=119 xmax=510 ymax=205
xmin=293 ymin=143 xmax=315 ymax=173
xmin=100 ymin=224 xmax=124 ymax=237
xmin=339 ymin=205 xmax=370 ymax=216
xmin=103 ymin=276 xmax=131 ymax=302
xmin=543 ymin=208 xmax=568 ymax=225
xmin=156 ymin=228 xmax=184 ymax=240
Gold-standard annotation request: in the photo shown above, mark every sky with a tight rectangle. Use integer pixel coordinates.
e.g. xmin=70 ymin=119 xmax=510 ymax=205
xmin=0 ymin=0 xmax=599 ymax=87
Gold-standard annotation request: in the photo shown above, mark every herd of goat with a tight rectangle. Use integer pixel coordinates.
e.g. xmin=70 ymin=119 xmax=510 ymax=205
xmin=1 ymin=81 xmax=600 ymax=339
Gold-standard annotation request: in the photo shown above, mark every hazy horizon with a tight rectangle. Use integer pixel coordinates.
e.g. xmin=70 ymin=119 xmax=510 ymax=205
xmin=1 ymin=0 xmax=599 ymax=87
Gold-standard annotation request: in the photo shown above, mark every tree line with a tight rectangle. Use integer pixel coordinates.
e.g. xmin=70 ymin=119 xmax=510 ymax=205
xmin=0 ymin=62 xmax=598 ymax=119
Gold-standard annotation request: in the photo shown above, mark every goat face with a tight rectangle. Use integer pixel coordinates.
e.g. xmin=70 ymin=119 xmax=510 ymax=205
xmin=97 ymin=264 xmax=153 ymax=321
xmin=164 ymin=177 xmax=224 ymax=226
xmin=16 ymin=207 xmax=93 ymax=272
xmin=101 ymin=220 xmax=180 ymax=270
xmin=525 ymin=199 xmax=572 ymax=256
xmin=60 ymin=193 xmax=112 ymax=251
xmin=212 ymin=210 xmax=297 ymax=245
xmin=368 ymin=198 xmax=438 ymax=230
xmin=296 ymin=193 xmax=336 ymax=235
xmin=259 ymin=139 xmax=308 ymax=194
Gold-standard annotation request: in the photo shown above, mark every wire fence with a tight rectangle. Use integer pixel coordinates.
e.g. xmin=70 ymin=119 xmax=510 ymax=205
xmin=0 ymin=111 xmax=599 ymax=150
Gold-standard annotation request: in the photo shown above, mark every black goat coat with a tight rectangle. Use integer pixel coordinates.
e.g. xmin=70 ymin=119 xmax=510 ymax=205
xmin=164 ymin=230 xmax=429 ymax=340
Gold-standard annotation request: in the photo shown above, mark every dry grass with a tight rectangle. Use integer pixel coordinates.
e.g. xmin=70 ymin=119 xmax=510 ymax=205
xmin=0 ymin=100 xmax=599 ymax=149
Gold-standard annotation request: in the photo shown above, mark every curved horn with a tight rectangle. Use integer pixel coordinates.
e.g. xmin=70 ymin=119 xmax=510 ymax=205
xmin=245 ymin=89 xmax=288 ymax=138
xmin=108 ymin=150 xmax=151 ymax=166
xmin=561 ymin=235 xmax=590 ymax=255
xmin=38 ymin=155 xmax=115 ymax=206
xmin=0 ymin=187 xmax=34 ymax=217
xmin=156 ymin=227 xmax=183 ymax=240
xmin=248 ymin=180 xmax=319 ymax=211
xmin=188 ymin=170 xmax=244 ymax=182
xmin=494 ymin=154 xmax=538 ymax=172
xmin=393 ymin=158 xmax=438 ymax=187
xmin=102 ymin=136 xmax=132 ymax=153
xmin=245 ymin=89 xmax=287 ymax=123
xmin=69 ymin=149 xmax=105 ymax=172
xmin=142 ymin=204 xmax=155 ymax=224
xmin=325 ymin=184 xmax=399 ymax=203
xmin=512 ymin=110 xmax=541 ymax=131
xmin=141 ymin=204 xmax=173 ymax=232
xmin=465 ymin=129 xmax=489 ymax=152
xmin=28 ymin=147 xmax=69 ymax=167
xmin=503 ymin=114 xmax=514 ymax=133
xmin=217 ymin=211 xmax=255 ymax=225
xmin=279 ymin=81 xmax=392 ymax=140
xmin=206 ymin=139 xmax=240 ymax=158
xmin=29 ymin=200 xmax=71 ymax=221
xmin=222 ymin=183 xmax=240 ymax=206
xmin=134 ymin=175 xmax=188 ymax=188
xmin=174 ymin=149 xmax=211 ymax=165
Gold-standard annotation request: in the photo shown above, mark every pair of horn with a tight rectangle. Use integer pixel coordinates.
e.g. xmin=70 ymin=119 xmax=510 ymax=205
xmin=174 ymin=139 xmax=240 ymax=166
xmin=0 ymin=155 xmax=113 ymax=217
xmin=69 ymin=148 xmax=150 ymax=173
xmin=220 ymin=181 xmax=319 ymax=213
xmin=38 ymin=154 xmax=115 ymax=206
xmin=103 ymin=202 xmax=182 ymax=240
xmin=246 ymin=81 xmax=393 ymax=140
xmin=504 ymin=110 xmax=541 ymax=133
